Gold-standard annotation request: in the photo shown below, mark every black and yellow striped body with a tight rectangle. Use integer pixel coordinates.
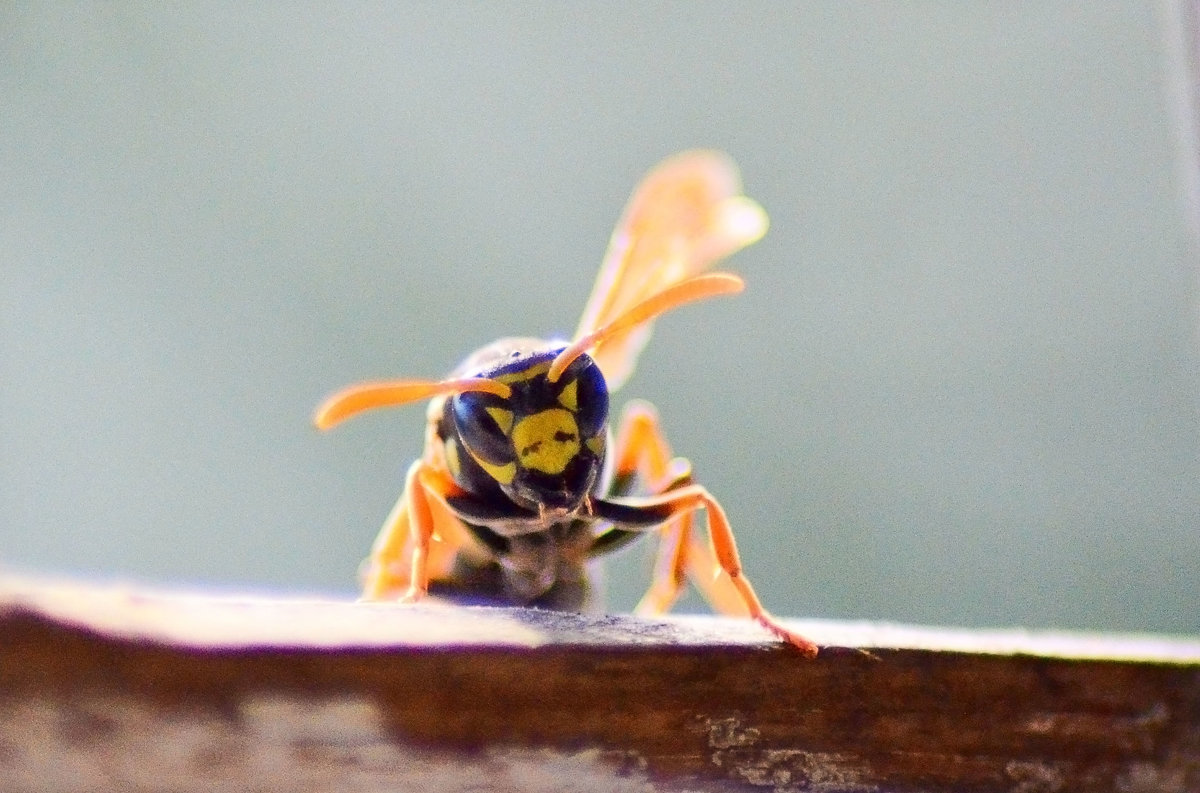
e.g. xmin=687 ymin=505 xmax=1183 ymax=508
xmin=316 ymin=152 xmax=821 ymax=653
xmin=429 ymin=338 xmax=671 ymax=610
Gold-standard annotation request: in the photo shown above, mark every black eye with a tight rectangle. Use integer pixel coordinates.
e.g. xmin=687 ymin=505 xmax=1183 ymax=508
xmin=570 ymin=359 xmax=609 ymax=438
xmin=452 ymin=393 xmax=514 ymax=465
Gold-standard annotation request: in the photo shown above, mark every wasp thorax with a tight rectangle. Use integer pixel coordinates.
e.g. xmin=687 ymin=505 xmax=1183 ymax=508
xmin=449 ymin=349 xmax=609 ymax=513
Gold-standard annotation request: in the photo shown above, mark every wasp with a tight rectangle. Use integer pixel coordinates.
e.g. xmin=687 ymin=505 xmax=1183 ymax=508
xmin=315 ymin=150 xmax=817 ymax=655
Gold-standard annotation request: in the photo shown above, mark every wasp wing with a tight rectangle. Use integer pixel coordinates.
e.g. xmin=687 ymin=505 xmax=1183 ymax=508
xmin=573 ymin=150 xmax=768 ymax=393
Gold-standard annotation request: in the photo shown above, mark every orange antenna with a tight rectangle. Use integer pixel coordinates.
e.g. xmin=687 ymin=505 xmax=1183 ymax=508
xmin=314 ymin=376 xmax=512 ymax=431
xmin=548 ymin=271 xmax=744 ymax=383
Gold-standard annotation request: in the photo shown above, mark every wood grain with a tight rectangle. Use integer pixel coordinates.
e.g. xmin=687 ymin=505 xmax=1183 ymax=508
xmin=1 ymin=575 xmax=1198 ymax=792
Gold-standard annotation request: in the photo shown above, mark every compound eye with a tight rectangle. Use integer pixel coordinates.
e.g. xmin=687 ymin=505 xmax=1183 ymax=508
xmin=561 ymin=358 xmax=609 ymax=439
xmin=452 ymin=393 xmax=514 ymax=465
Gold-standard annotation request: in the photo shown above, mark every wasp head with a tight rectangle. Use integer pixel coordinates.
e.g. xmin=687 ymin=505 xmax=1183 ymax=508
xmin=449 ymin=347 xmax=609 ymax=514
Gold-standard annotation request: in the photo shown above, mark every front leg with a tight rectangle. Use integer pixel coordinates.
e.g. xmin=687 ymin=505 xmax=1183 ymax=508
xmin=592 ymin=487 xmax=818 ymax=656
xmin=360 ymin=460 xmax=471 ymax=602
xmin=597 ymin=401 xmax=818 ymax=656
xmin=602 ymin=401 xmax=745 ymax=616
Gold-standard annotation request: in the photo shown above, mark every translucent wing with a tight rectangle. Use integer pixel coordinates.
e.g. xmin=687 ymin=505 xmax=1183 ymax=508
xmin=574 ymin=150 xmax=768 ymax=392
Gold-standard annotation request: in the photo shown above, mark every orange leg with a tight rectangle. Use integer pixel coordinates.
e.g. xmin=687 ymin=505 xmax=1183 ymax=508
xmin=359 ymin=477 xmax=413 ymax=600
xmin=360 ymin=459 xmax=470 ymax=602
xmin=618 ymin=484 xmax=818 ymax=656
xmin=614 ymin=402 xmax=747 ymax=618
xmin=633 ymin=509 xmax=693 ymax=616
xmin=613 ymin=400 xmax=674 ymax=483
xmin=611 ymin=403 xmax=816 ymax=655
xmin=400 ymin=462 xmax=437 ymax=601
xmin=689 ymin=488 xmax=817 ymax=656
xmin=612 ymin=402 xmax=693 ymax=615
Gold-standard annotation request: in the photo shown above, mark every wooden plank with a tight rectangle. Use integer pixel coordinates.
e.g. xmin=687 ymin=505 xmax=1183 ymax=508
xmin=1 ymin=575 xmax=1198 ymax=792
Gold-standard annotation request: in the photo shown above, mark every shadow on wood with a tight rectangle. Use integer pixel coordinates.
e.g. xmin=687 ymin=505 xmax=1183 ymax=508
xmin=1 ymin=575 xmax=1198 ymax=792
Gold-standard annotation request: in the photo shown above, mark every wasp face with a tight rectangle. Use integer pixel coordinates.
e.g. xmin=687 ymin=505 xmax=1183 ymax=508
xmin=449 ymin=349 xmax=609 ymax=515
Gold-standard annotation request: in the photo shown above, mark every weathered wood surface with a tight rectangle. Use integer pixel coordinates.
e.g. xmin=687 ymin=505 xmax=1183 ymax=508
xmin=1 ymin=575 xmax=1198 ymax=793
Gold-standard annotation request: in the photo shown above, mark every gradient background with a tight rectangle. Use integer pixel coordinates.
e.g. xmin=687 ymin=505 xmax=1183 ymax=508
xmin=3 ymin=3 xmax=1198 ymax=634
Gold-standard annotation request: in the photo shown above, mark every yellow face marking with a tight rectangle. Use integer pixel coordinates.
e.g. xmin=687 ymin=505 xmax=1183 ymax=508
xmin=556 ymin=378 xmax=578 ymax=411
xmin=494 ymin=360 xmax=551 ymax=385
xmin=511 ymin=408 xmax=580 ymax=475
xmin=474 ymin=456 xmax=516 ymax=485
xmin=485 ymin=406 xmax=514 ymax=435
xmin=585 ymin=434 xmax=605 ymax=455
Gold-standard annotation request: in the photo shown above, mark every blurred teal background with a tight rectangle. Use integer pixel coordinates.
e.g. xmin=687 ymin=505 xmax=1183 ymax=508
xmin=2 ymin=3 xmax=1197 ymax=634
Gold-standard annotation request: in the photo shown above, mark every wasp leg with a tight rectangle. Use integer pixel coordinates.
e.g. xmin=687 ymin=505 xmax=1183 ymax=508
xmin=359 ymin=470 xmax=415 ymax=600
xmin=360 ymin=460 xmax=469 ymax=602
xmin=605 ymin=401 xmax=693 ymax=614
xmin=685 ymin=486 xmax=817 ymax=655
xmin=607 ymin=402 xmax=753 ymax=620
xmin=398 ymin=461 xmax=438 ymax=602
xmin=613 ymin=400 xmax=674 ymax=483
xmin=634 ymin=508 xmax=696 ymax=616
xmin=598 ymin=485 xmax=818 ymax=656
